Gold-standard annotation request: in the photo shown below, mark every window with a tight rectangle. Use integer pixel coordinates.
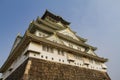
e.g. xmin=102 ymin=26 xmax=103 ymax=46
xmin=75 ymin=56 xmax=79 ymax=59
xmin=8 ymin=68 xmax=13 ymax=71
xmin=89 ymin=59 xmax=94 ymax=64
xmin=95 ymin=61 xmax=100 ymax=65
xmin=86 ymin=65 xmax=89 ymax=68
xmin=103 ymin=78 xmax=107 ymax=80
xmin=34 ymin=54 xmax=36 ymax=56
xmin=41 ymin=55 xmax=43 ymax=58
xmin=69 ymin=43 xmax=73 ymax=48
xmin=47 ymin=46 xmax=49 ymax=52
xmin=42 ymin=45 xmax=47 ymax=51
xmin=52 ymin=58 xmax=54 ymax=60
xmin=50 ymin=47 xmax=54 ymax=53
xmin=58 ymin=50 xmax=60 ymax=55
xmin=96 ymin=67 xmax=98 ymax=69
xmin=77 ymin=46 xmax=81 ymax=51
xmin=58 ymin=50 xmax=64 ymax=56
xmin=75 ymin=55 xmax=83 ymax=60
xmin=38 ymin=33 xmax=41 ymax=37
xmin=74 ymin=63 xmax=76 ymax=65
xmin=46 ymin=56 xmax=48 ymax=59
xmin=91 ymin=66 xmax=93 ymax=69
xmin=43 ymin=34 xmax=45 ymax=37
xmin=59 ymin=59 xmax=61 ymax=62
xmin=79 ymin=56 xmax=83 ymax=61
xmin=42 ymin=45 xmax=54 ymax=53
xmin=68 ymin=61 xmax=70 ymax=64
xmin=61 ymin=51 xmax=64 ymax=56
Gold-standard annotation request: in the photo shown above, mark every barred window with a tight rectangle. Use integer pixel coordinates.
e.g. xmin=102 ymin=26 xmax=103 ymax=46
xmin=69 ymin=43 xmax=73 ymax=48
xmin=58 ymin=50 xmax=64 ymax=56
xmin=42 ymin=45 xmax=47 ymax=51
xmin=89 ymin=59 xmax=94 ymax=64
xmin=50 ymin=47 xmax=54 ymax=53
xmin=77 ymin=46 xmax=81 ymax=51
xmin=42 ymin=45 xmax=54 ymax=53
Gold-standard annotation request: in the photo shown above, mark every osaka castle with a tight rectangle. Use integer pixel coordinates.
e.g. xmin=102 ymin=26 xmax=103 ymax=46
xmin=0 ymin=10 xmax=111 ymax=80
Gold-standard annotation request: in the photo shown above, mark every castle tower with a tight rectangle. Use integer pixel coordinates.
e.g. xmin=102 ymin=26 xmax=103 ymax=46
xmin=0 ymin=10 xmax=110 ymax=80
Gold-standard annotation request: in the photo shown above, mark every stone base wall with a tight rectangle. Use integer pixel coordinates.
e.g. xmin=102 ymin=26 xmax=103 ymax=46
xmin=5 ymin=58 xmax=111 ymax=80
xmin=5 ymin=59 xmax=28 ymax=80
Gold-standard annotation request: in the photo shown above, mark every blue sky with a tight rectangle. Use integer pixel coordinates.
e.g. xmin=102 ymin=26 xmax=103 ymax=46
xmin=0 ymin=0 xmax=120 ymax=80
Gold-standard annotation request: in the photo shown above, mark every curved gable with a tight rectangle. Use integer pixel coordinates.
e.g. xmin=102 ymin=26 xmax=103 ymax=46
xmin=46 ymin=34 xmax=64 ymax=45
xmin=58 ymin=28 xmax=80 ymax=41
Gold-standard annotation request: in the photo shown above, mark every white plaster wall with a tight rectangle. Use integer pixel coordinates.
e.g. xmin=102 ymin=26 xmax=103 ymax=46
xmin=29 ymin=47 xmax=68 ymax=64
xmin=27 ymin=42 xmax=41 ymax=52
